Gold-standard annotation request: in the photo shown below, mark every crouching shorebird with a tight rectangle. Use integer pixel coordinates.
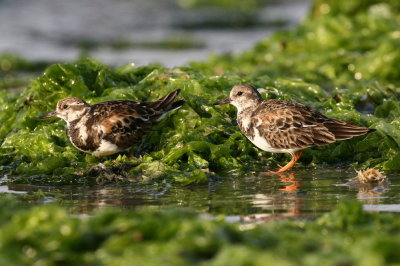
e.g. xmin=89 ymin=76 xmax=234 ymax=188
xmin=41 ymin=89 xmax=185 ymax=157
xmin=213 ymin=84 xmax=375 ymax=173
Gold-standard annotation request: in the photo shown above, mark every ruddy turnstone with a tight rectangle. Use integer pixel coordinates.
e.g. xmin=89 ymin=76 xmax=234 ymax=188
xmin=41 ymin=89 xmax=185 ymax=157
xmin=213 ymin=84 xmax=375 ymax=173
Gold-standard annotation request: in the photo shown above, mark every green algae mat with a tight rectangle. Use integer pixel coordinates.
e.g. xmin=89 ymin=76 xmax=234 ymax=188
xmin=0 ymin=196 xmax=400 ymax=265
xmin=1 ymin=0 xmax=400 ymax=265
xmin=1 ymin=0 xmax=400 ymax=185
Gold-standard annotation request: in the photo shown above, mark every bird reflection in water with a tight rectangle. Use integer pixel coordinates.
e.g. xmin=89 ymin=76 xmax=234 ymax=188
xmin=240 ymin=171 xmax=308 ymax=224
xmin=261 ymin=170 xmax=301 ymax=192
xmin=276 ymin=172 xmax=302 ymax=214
xmin=277 ymin=172 xmax=301 ymax=192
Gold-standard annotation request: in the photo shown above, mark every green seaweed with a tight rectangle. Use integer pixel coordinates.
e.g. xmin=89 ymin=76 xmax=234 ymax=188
xmin=0 ymin=54 xmax=51 ymax=90
xmin=0 ymin=196 xmax=400 ymax=265
xmin=175 ymin=0 xmax=270 ymax=29
xmin=0 ymin=54 xmax=49 ymax=75
xmin=1 ymin=0 xmax=400 ymax=185
xmin=72 ymin=35 xmax=205 ymax=53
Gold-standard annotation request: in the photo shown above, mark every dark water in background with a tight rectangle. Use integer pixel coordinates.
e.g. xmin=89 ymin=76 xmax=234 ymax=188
xmin=0 ymin=0 xmax=310 ymax=67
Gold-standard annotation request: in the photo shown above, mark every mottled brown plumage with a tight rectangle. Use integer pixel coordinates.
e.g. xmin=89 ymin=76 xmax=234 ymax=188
xmin=41 ymin=89 xmax=185 ymax=157
xmin=213 ymin=84 xmax=375 ymax=172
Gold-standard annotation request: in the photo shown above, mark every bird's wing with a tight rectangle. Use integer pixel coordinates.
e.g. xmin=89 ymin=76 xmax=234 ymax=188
xmin=253 ymin=100 xmax=336 ymax=150
xmin=89 ymin=101 xmax=161 ymax=140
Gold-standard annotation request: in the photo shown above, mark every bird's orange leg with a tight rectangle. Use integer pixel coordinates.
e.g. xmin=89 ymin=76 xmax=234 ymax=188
xmin=261 ymin=151 xmax=303 ymax=176
xmin=277 ymin=151 xmax=302 ymax=173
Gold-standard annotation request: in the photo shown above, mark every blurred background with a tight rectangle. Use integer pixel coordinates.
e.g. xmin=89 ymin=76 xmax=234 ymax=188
xmin=0 ymin=0 xmax=310 ymax=67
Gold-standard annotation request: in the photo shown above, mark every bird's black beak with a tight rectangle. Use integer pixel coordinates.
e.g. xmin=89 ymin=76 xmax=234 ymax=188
xmin=213 ymin=97 xmax=231 ymax=105
xmin=40 ymin=111 xmax=58 ymax=119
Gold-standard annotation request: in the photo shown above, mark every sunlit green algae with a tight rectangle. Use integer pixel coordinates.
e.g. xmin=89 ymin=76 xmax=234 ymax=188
xmin=0 ymin=196 xmax=400 ymax=265
xmin=0 ymin=0 xmax=400 ymax=185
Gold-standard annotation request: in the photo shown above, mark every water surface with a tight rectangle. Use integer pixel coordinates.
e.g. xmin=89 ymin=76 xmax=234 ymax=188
xmin=3 ymin=168 xmax=399 ymax=221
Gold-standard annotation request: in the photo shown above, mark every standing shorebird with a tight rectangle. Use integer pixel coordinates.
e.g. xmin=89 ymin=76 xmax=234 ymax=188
xmin=213 ymin=84 xmax=375 ymax=173
xmin=41 ymin=89 xmax=185 ymax=157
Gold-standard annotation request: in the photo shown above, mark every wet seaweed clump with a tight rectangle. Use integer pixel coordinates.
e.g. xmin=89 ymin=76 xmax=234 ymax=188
xmin=354 ymin=168 xmax=387 ymax=184
xmin=1 ymin=0 xmax=400 ymax=185
xmin=74 ymin=162 xmax=136 ymax=185
xmin=0 ymin=59 xmax=262 ymax=185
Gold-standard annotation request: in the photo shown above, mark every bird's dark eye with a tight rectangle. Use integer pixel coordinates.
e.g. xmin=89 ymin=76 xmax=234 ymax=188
xmin=236 ymin=91 xmax=243 ymax=96
xmin=63 ymin=104 xmax=68 ymax=109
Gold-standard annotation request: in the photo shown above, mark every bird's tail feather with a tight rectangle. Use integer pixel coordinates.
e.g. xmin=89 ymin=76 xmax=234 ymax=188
xmin=325 ymin=120 xmax=375 ymax=140
xmin=150 ymin=89 xmax=185 ymax=112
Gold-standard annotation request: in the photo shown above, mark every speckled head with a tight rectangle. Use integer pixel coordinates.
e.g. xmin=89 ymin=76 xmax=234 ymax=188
xmin=41 ymin=97 xmax=90 ymax=122
xmin=213 ymin=84 xmax=262 ymax=112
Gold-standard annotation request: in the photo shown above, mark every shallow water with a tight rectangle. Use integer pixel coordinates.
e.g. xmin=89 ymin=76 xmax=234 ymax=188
xmin=3 ymin=168 xmax=399 ymax=221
